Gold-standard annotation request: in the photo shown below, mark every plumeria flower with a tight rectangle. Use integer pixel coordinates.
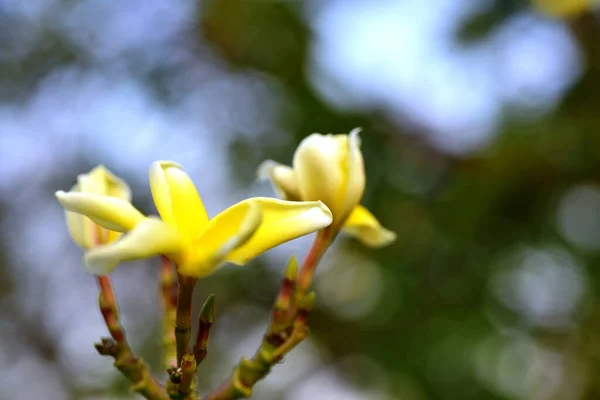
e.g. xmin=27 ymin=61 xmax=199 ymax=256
xmin=62 ymin=165 xmax=131 ymax=249
xmin=56 ymin=161 xmax=333 ymax=277
xmin=258 ymin=128 xmax=395 ymax=247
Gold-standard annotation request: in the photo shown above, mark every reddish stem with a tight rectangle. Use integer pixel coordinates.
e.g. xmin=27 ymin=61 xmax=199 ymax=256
xmin=297 ymin=231 xmax=330 ymax=295
xmin=97 ymin=275 xmax=125 ymax=343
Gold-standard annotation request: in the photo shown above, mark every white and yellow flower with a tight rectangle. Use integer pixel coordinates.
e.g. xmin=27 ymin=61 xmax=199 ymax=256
xmin=258 ymin=128 xmax=395 ymax=247
xmin=56 ymin=161 xmax=333 ymax=277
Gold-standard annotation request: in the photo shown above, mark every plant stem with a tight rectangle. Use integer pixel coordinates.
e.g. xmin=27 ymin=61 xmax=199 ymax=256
xmin=296 ymin=230 xmax=330 ymax=295
xmin=161 ymin=257 xmax=178 ymax=369
xmin=96 ymin=338 xmax=170 ymax=400
xmin=179 ymin=354 xmax=198 ymax=395
xmin=176 ymin=275 xmax=197 ymax=367
xmin=96 ymin=275 xmax=169 ymax=400
xmin=97 ymin=276 xmax=124 ymax=343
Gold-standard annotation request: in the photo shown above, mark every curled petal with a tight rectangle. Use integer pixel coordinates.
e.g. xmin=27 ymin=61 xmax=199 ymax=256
xmin=342 ymin=205 xmax=396 ymax=248
xmin=178 ymin=201 xmax=263 ymax=277
xmin=79 ymin=165 xmax=132 ymax=201
xmin=257 ymin=160 xmax=301 ymax=201
xmin=226 ymin=198 xmax=333 ymax=265
xmin=149 ymin=161 xmax=209 ymax=240
xmin=85 ymin=217 xmax=186 ymax=275
xmin=56 ymin=191 xmax=144 ymax=232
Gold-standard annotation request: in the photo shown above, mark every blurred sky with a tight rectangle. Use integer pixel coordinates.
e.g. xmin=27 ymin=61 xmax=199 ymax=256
xmin=0 ymin=0 xmax=595 ymax=399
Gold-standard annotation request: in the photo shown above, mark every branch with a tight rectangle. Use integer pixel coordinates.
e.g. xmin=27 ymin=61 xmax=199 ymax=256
xmin=96 ymin=276 xmax=169 ymax=400
xmin=202 ymin=298 xmax=312 ymax=400
xmin=97 ymin=276 xmax=124 ymax=343
xmin=166 ymin=295 xmax=214 ymax=400
xmin=202 ymin=232 xmax=329 ymax=400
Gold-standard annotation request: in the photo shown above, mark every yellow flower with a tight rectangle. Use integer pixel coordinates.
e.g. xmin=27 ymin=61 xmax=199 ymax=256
xmin=258 ymin=128 xmax=395 ymax=247
xmin=533 ymin=0 xmax=594 ymax=16
xmin=56 ymin=161 xmax=333 ymax=277
xmin=62 ymin=165 xmax=131 ymax=249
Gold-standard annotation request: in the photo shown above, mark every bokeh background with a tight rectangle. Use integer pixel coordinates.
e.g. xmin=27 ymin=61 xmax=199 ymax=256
xmin=2 ymin=0 xmax=600 ymax=399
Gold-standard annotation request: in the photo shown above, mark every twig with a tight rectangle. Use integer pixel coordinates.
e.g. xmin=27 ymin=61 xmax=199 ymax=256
xmin=201 ymin=300 xmax=312 ymax=400
xmin=167 ymin=294 xmax=214 ymax=400
xmin=95 ymin=338 xmax=170 ymax=400
xmin=269 ymin=258 xmax=297 ymax=334
xmin=95 ymin=276 xmax=169 ymax=400
xmin=161 ymin=257 xmax=178 ymax=369
xmin=97 ymin=276 xmax=124 ymax=343
xmin=296 ymin=230 xmax=329 ymax=295
xmin=179 ymin=354 xmax=198 ymax=395
xmin=176 ymin=275 xmax=197 ymax=367
xmin=202 ymin=233 xmax=329 ymax=400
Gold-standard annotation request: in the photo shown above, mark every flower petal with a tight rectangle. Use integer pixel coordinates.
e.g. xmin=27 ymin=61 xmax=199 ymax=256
xmin=294 ymin=133 xmax=344 ymax=213
xmin=342 ymin=205 xmax=396 ymax=248
xmin=80 ymin=165 xmax=132 ymax=201
xmin=65 ymin=209 xmax=96 ymax=249
xmin=293 ymin=129 xmax=365 ymax=224
xmin=56 ymin=191 xmax=144 ymax=232
xmin=226 ymin=198 xmax=333 ymax=265
xmin=178 ymin=200 xmax=263 ymax=277
xmin=149 ymin=161 xmax=209 ymax=240
xmin=338 ymin=128 xmax=366 ymax=223
xmin=257 ymin=160 xmax=301 ymax=201
xmin=85 ymin=217 xmax=186 ymax=275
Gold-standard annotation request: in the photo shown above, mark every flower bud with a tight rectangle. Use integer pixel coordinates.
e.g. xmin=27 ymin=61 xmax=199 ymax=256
xmin=293 ymin=128 xmax=365 ymax=228
xmin=259 ymin=128 xmax=395 ymax=247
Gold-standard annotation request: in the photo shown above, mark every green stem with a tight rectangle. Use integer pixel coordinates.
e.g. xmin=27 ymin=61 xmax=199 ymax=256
xmin=175 ymin=275 xmax=197 ymax=367
xmin=95 ymin=338 xmax=170 ymax=400
xmin=161 ymin=257 xmax=178 ymax=369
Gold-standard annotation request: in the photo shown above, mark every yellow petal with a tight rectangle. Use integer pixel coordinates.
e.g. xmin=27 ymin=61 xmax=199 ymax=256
xmin=85 ymin=217 xmax=186 ymax=275
xmin=338 ymin=128 xmax=366 ymax=223
xmin=257 ymin=160 xmax=301 ymax=201
xmin=65 ymin=209 xmax=96 ymax=249
xmin=178 ymin=200 xmax=263 ymax=277
xmin=56 ymin=191 xmax=145 ymax=232
xmin=342 ymin=205 xmax=396 ymax=248
xmin=80 ymin=165 xmax=132 ymax=200
xmin=149 ymin=161 xmax=209 ymax=240
xmin=226 ymin=198 xmax=333 ymax=265
xmin=293 ymin=129 xmax=365 ymax=224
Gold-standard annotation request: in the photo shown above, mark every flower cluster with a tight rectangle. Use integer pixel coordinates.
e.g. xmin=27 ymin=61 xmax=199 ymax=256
xmin=55 ymin=130 xmax=395 ymax=400
xmin=57 ymin=129 xmax=394 ymax=278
